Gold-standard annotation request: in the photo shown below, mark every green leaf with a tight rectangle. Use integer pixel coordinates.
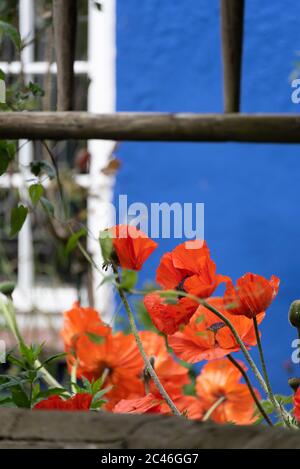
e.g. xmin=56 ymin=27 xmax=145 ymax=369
xmin=70 ymin=382 xmax=82 ymax=394
xmin=81 ymin=376 xmax=92 ymax=393
xmin=0 ymin=140 xmax=15 ymax=176
xmin=28 ymin=81 xmax=45 ymax=97
xmin=99 ymin=230 xmax=113 ymax=263
xmin=98 ymin=274 xmax=117 ymax=287
xmin=92 ymin=386 xmax=113 ymax=402
xmin=36 ymin=388 xmax=69 ymax=400
xmin=0 ymin=378 xmax=28 ymax=393
xmin=19 ymin=343 xmax=43 ymax=367
xmin=7 ymin=354 xmax=24 ymax=368
xmin=0 ymin=152 xmax=10 ymax=175
xmin=86 ymin=332 xmax=105 ymax=345
xmin=119 ymin=269 xmax=138 ymax=292
xmin=274 ymin=394 xmax=293 ymax=405
xmin=11 ymin=385 xmax=30 ymax=408
xmin=260 ymin=400 xmax=275 ymax=414
xmin=40 ymin=196 xmax=54 ymax=217
xmin=90 ymin=375 xmax=105 ymax=395
xmin=0 ymin=397 xmax=13 ymax=407
xmin=65 ymin=229 xmax=87 ymax=255
xmin=90 ymin=399 xmax=106 ymax=409
xmin=30 ymin=161 xmax=55 ymax=179
xmin=9 ymin=205 xmax=28 ymax=238
xmin=0 ymin=69 xmax=5 ymax=81
xmin=29 ymin=183 xmax=43 ymax=205
xmin=41 ymin=352 xmax=67 ymax=366
xmin=0 ymin=20 xmax=21 ymax=50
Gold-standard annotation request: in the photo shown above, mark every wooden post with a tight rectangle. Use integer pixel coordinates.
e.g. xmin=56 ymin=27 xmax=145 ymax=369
xmin=52 ymin=0 xmax=77 ymax=111
xmin=221 ymin=0 xmax=244 ymax=112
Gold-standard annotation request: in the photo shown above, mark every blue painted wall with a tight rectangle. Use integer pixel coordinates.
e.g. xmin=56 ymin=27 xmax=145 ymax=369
xmin=115 ymin=0 xmax=300 ymax=393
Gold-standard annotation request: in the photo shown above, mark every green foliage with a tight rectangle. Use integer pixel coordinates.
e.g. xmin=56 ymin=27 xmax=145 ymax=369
xmin=30 ymin=160 xmax=55 ymax=179
xmin=28 ymin=81 xmax=45 ymax=97
xmin=0 ymin=344 xmax=69 ymax=409
xmin=9 ymin=205 xmax=28 ymax=238
xmin=0 ymin=20 xmax=21 ymax=50
xmin=0 ymin=140 xmax=16 ymax=176
xmin=40 ymin=196 xmax=55 ymax=217
xmin=119 ymin=269 xmax=138 ymax=292
xmin=65 ymin=229 xmax=87 ymax=255
xmin=71 ymin=375 xmax=112 ymax=410
xmin=29 ymin=183 xmax=44 ymax=205
xmin=99 ymin=230 xmax=113 ymax=264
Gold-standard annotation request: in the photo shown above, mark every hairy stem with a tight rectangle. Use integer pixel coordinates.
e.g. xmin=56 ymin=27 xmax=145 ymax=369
xmin=227 ymin=354 xmax=273 ymax=426
xmin=202 ymin=396 xmax=225 ymax=422
xmin=114 ymin=269 xmax=181 ymax=416
xmin=252 ymin=317 xmax=289 ymax=425
xmin=34 ymin=359 xmax=64 ymax=390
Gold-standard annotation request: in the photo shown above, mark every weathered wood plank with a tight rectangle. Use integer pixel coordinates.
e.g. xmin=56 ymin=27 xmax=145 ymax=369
xmin=1 ymin=112 xmax=300 ymax=143
xmin=0 ymin=408 xmax=298 ymax=449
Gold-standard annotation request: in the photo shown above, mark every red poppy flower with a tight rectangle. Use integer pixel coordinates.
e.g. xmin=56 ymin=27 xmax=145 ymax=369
xmin=224 ymin=273 xmax=280 ymax=319
xmin=294 ymin=388 xmax=300 ymax=421
xmin=113 ymin=393 xmax=162 ymax=414
xmin=159 ymin=395 xmax=204 ymax=419
xmin=143 ymin=292 xmax=198 ymax=335
xmin=34 ymin=393 xmax=92 ymax=411
xmin=195 ymin=359 xmax=259 ymax=425
xmin=156 ymin=240 xmax=229 ymax=298
xmin=61 ymin=302 xmax=111 ymax=352
xmin=75 ymin=332 xmax=144 ymax=409
xmin=140 ymin=331 xmax=189 ymax=399
xmin=106 ymin=224 xmax=158 ymax=271
xmin=168 ymin=297 xmax=265 ymax=363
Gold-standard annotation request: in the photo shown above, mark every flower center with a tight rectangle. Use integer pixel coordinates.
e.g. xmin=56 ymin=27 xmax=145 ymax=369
xmin=176 ymin=276 xmax=189 ymax=293
xmin=208 ymin=322 xmax=226 ymax=333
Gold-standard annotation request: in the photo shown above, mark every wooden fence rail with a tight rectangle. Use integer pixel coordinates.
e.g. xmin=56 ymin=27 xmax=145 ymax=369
xmin=1 ymin=112 xmax=300 ymax=143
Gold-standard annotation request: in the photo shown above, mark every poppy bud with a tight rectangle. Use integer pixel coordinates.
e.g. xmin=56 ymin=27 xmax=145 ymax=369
xmin=288 ymin=377 xmax=300 ymax=393
xmin=289 ymin=300 xmax=300 ymax=328
xmin=0 ymin=281 xmax=15 ymax=297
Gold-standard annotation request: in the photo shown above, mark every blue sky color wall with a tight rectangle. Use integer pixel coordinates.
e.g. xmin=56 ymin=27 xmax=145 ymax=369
xmin=115 ymin=0 xmax=300 ymax=393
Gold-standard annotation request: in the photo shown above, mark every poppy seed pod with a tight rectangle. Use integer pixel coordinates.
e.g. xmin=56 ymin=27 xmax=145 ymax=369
xmin=288 ymin=300 xmax=300 ymax=328
xmin=288 ymin=377 xmax=300 ymax=393
xmin=0 ymin=281 xmax=15 ymax=297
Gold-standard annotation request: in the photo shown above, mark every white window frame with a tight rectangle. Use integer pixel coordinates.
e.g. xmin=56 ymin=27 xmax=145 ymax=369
xmin=0 ymin=0 xmax=116 ymax=324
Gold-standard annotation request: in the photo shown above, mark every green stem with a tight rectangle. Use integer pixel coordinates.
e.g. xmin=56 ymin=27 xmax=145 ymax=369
xmin=176 ymin=292 xmax=269 ymax=395
xmin=114 ymin=270 xmax=181 ymax=416
xmin=187 ymin=293 xmax=291 ymax=426
xmin=252 ymin=316 xmax=288 ymax=425
xmin=202 ymin=396 xmax=225 ymax=422
xmin=227 ymin=354 xmax=273 ymax=426
xmin=0 ymin=297 xmax=64 ymax=390
xmin=34 ymin=360 xmax=64 ymax=390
